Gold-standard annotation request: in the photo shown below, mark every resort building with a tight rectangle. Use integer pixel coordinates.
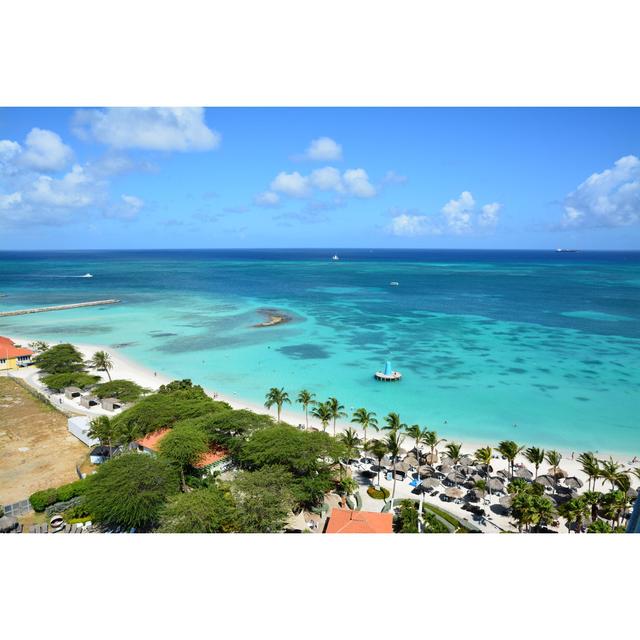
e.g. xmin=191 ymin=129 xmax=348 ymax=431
xmin=135 ymin=428 xmax=231 ymax=475
xmin=0 ymin=336 xmax=33 ymax=371
xmin=324 ymin=508 xmax=393 ymax=534
xmin=67 ymin=415 xmax=99 ymax=447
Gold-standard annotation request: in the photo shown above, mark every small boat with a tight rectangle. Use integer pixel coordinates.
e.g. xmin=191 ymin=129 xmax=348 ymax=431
xmin=331 ymin=255 xmax=340 ymax=261
xmin=80 ymin=273 xmax=93 ymax=278
xmin=389 ymin=281 xmax=399 ymax=286
xmin=555 ymin=249 xmax=578 ymax=253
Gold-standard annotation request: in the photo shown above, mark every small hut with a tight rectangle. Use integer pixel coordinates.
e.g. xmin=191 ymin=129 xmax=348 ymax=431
xmin=100 ymin=397 xmax=122 ymax=411
xmin=374 ymin=361 xmax=402 ymax=382
xmin=64 ymin=386 xmax=82 ymax=399
xmin=80 ymin=394 xmax=100 ymax=408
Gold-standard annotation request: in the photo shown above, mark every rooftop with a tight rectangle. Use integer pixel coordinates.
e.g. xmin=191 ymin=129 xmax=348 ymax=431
xmin=0 ymin=336 xmax=33 ymax=358
xmin=136 ymin=428 xmax=229 ymax=467
xmin=325 ymin=508 xmax=393 ymax=534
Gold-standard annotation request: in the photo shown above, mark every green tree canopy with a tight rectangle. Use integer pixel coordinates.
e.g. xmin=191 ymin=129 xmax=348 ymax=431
xmin=231 ymin=466 xmax=295 ymax=533
xmin=84 ymin=453 xmax=179 ymax=531
xmin=194 ymin=409 xmax=274 ymax=448
xmin=41 ymin=372 xmax=100 ymax=392
xmin=158 ymin=485 xmax=238 ymax=533
xmin=34 ymin=343 xmax=85 ymax=375
xmin=158 ymin=423 xmax=210 ymax=491
xmin=93 ymin=379 xmax=147 ymax=403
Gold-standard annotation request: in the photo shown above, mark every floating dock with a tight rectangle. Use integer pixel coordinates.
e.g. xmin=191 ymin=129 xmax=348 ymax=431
xmin=374 ymin=360 xmax=402 ymax=382
xmin=0 ymin=299 xmax=120 ymax=317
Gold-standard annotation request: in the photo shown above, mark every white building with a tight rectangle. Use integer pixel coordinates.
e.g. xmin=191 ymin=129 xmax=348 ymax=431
xmin=67 ymin=416 xmax=99 ymax=447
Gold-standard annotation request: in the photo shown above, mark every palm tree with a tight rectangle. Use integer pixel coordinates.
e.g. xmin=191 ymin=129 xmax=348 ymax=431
xmin=311 ymin=401 xmax=332 ymax=432
xmin=577 ymin=452 xmax=600 ymax=492
xmin=424 ymin=430 xmax=446 ymax=465
xmin=497 ymin=440 xmax=525 ymax=479
xmin=368 ymin=439 xmax=388 ymax=489
xmin=631 ymin=467 xmax=640 ymax=483
xmin=559 ymin=497 xmax=590 ymax=533
xmin=327 ymin=397 xmax=347 ymax=437
xmin=338 ymin=427 xmax=362 ymax=462
xmin=599 ymin=457 xmax=625 ymax=492
xmin=582 ymin=491 xmax=602 ymax=522
xmin=296 ymin=389 xmax=315 ymax=429
xmin=88 ymin=415 xmax=114 ymax=457
xmin=524 ymin=446 xmax=545 ymax=479
xmin=90 ymin=350 xmax=113 ymax=381
xmin=532 ymin=495 xmax=558 ymax=533
xmin=474 ymin=446 xmax=493 ymax=496
xmin=382 ymin=411 xmax=405 ymax=433
xmin=405 ymin=425 xmax=429 ymax=481
xmin=545 ymin=450 xmax=562 ymax=479
xmin=444 ymin=442 xmax=462 ymax=466
xmin=264 ymin=387 xmax=290 ymax=422
xmin=351 ymin=408 xmax=378 ymax=444
xmin=385 ymin=429 xmax=405 ymax=510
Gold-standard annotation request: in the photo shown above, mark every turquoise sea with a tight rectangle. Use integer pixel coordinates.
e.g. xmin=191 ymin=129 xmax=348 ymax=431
xmin=1 ymin=249 xmax=638 ymax=455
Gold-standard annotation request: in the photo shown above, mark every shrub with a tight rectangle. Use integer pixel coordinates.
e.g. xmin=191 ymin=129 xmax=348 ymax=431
xmin=63 ymin=502 xmax=92 ymax=521
xmin=30 ymin=488 xmax=59 ymax=512
xmin=33 ymin=343 xmax=85 ymax=374
xmin=57 ymin=478 xmax=88 ymax=502
xmin=367 ymin=486 xmax=390 ymax=500
xmin=41 ymin=372 xmax=100 ymax=392
xmin=93 ymin=379 xmax=147 ymax=403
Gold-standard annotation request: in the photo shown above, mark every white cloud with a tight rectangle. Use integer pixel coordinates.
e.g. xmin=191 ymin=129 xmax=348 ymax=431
xmin=19 ymin=128 xmax=73 ymax=172
xmin=304 ymin=137 xmax=342 ymax=161
xmin=270 ymin=171 xmax=310 ymax=197
xmin=0 ymin=191 xmax=21 ymax=210
xmin=72 ymin=107 xmax=220 ymax=152
xmin=381 ymin=170 xmax=408 ymax=186
xmin=254 ymin=191 xmax=280 ymax=207
xmin=0 ymin=140 xmax=22 ymax=174
xmin=479 ymin=202 xmax=502 ymax=227
xmin=561 ymin=155 xmax=640 ymax=228
xmin=387 ymin=192 xmax=502 ymax=237
xmin=27 ymin=164 xmax=98 ymax=208
xmin=343 ymin=168 xmax=376 ymax=198
xmin=309 ymin=166 xmax=344 ymax=192
xmin=388 ymin=213 xmax=437 ymax=237
xmin=105 ymin=194 xmax=144 ymax=220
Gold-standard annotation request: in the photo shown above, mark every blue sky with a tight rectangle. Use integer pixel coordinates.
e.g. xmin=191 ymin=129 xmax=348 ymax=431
xmin=1 ymin=107 xmax=639 ymax=250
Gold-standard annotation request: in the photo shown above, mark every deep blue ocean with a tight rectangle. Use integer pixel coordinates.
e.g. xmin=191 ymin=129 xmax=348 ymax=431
xmin=1 ymin=249 xmax=638 ymax=454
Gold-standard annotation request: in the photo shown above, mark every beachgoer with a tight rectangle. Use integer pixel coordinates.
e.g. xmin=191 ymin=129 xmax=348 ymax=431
xmin=154 ymin=372 xmax=157 ymax=377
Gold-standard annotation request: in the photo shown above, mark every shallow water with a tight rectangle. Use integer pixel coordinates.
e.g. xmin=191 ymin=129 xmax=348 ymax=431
xmin=1 ymin=249 xmax=639 ymax=454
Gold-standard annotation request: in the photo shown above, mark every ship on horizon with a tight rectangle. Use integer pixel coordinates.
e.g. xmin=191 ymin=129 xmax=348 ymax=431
xmin=555 ymin=248 xmax=578 ymax=253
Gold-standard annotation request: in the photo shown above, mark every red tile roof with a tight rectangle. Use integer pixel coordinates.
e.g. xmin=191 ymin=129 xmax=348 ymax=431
xmin=135 ymin=428 xmax=229 ymax=467
xmin=135 ymin=428 xmax=170 ymax=452
xmin=0 ymin=337 xmax=34 ymax=358
xmin=325 ymin=508 xmax=393 ymax=534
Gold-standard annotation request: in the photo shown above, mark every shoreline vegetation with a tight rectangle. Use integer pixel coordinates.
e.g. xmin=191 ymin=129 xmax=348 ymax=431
xmin=4 ymin=334 xmax=640 ymax=534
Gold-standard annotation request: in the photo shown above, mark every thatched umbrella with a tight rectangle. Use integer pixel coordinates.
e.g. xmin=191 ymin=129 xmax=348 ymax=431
xmin=563 ymin=476 xmax=583 ymax=490
xmin=497 ymin=469 xmax=511 ymax=480
xmin=0 ymin=515 xmax=18 ymax=533
xmin=547 ymin=466 xmax=567 ymax=479
xmin=403 ymin=454 xmax=419 ymax=467
xmin=394 ymin=461 xmax=411 ymax=474
xmin=419 ymin=465 xmax=437 ymax=478
xmin=468 ymin=487 xmax=487 ymax=501
xmin=438 ymin=463 xmax=453 ymax=475
xmin=513 ymin=467 xmax=533 ymax=480
xmin=425 ymin=452 xmax=439 ymax=465
xmin=421 ymin=477 xmax=440 ymax=491
xmin=381 ymin=455 xmax=393 ymax=468
xmin=458 ymin=455 xmax=474 ymax=467
xmin=446 ymin=471 xmax=466 ymax=485
xmin=534 ymin=474 xmax=556 ymax=489
xmin=444 ymin=487 xmax=464 ymax=500
xmin=487 ymin=477 xmax=506 ymax=493
xmin=499 ymin=494 xmax=513 ymax=509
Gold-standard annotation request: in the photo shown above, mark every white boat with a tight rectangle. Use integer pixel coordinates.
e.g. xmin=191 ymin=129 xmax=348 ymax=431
xmin=389 ymin=281 xmax=399 ymax=286
xmin=331 ymin=255 xmax=340 ymax=261
xmin=80 ymin=273 xmax=93 ymax=278
xmin=555 ymin=248 xmax=578 ymax=253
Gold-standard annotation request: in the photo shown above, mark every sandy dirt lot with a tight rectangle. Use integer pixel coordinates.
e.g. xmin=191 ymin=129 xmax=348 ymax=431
xmin=0 ymin=377 xmax=89 ymax=505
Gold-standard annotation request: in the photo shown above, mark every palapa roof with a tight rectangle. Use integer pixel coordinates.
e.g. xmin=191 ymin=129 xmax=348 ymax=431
xmin=325 ymin=508 xmax=392 ymax=534
xmin=444 ymin=487 xmax=464 ymax=499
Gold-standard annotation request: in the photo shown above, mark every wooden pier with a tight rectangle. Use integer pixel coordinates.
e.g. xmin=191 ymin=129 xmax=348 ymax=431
xmin=0 ymin=299 xmax=120 ymax=317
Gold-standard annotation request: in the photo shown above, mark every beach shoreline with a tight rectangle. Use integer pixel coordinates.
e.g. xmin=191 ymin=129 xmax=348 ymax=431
xmin=8 ymin=334 xmax=639 ymax=474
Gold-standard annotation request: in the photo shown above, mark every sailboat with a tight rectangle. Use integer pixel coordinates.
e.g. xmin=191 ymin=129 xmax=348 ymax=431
xmin=331 ymin=254 xmax=340 ymax=261
xmin=80 ymin=273 xmax=93 ymax=278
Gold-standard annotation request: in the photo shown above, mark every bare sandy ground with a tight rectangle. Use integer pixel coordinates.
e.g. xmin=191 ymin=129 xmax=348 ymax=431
xmin=0 ymin=377 xmax=88 ymax=505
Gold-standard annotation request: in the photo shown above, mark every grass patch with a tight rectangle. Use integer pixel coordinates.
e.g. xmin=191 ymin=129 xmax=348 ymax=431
xmin=367 ymin=486 xmax=390 ymax=500
xmin=422 ymin=502 xmax=472 ymax=532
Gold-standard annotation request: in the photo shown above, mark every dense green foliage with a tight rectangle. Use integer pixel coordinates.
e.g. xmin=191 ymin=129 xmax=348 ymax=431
xmin=84 ymin=453 xmax=179 ymax=530
xmin=34 ymin=343 xmax=85 ymax=375
xmin=231 ymin=466 xmax=295 ymax=532
xmin=393 ymin=500 xmax=450 ymax=533
xmin=158 ymin=422 xmax=209 ymax=491
xmin=93 ymin=379 xmax=147 ymax=403
xmin=158 ymin=486 xmax=238 ymax=533
xmin=41 ymin=372 xmax=100 ymax=391
xmin=194 ymin=409 xmax=274 ymax=449
xmin=110 ymin=379 xmax=229 ymax=438
xmin=367 ymin=486 xmax=390 ymax=500
xmin=29 ymin=478 xmax=89 ymax=511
